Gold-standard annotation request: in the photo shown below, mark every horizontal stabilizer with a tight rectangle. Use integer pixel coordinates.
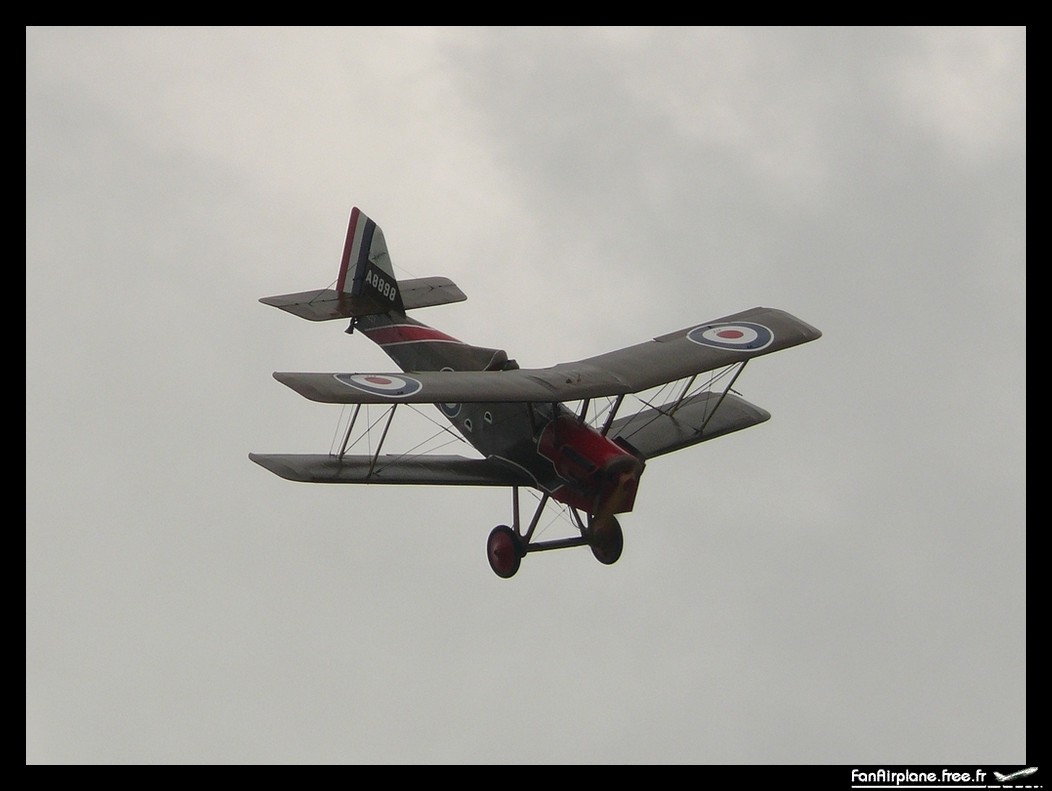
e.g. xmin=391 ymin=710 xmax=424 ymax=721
xmin=249 ymin=452 xmax=534 ymax=486
xmin=608 ymin=391 xmax=770 ymax=460
xmin=260 ymin=277 xmax=466 ymax=321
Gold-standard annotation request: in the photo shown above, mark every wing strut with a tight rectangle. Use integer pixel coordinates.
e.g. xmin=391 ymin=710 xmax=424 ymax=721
xmin=335 ymin=402 xmax=401 ymax=476
xmin=669 ymin=375 xmax=699 ymax=416
xmin=337 ymin=403 xmax=363 ymax=459
xmin=696 ymin=360 xmax=748 ymax=436
xmin=367 ymin=405 xmax=399 ymax=477
xmin=600 ymin=394 xmax=625 ymax=436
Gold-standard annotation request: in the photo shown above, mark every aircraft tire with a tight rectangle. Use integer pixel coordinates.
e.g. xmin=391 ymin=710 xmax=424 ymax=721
xmin=589 ymin=516 xmax=624 ymax=566
xmin=487 ymin=524 xmax=523 ymax=578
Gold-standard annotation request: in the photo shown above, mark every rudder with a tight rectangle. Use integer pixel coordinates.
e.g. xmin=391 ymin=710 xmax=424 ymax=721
xmin=337 ymin=207 xmax=405 ymax=313
xmin=259 ymin=207 xmax=465 ymax=322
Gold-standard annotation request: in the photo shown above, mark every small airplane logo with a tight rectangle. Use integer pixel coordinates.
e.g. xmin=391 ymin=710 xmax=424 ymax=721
xmin=994 ymin=767 xmax=1038 ymax=783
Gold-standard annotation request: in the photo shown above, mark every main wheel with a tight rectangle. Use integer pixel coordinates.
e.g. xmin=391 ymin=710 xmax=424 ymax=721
xmin=487 ymin=525 xmax=524 ymax=578
xmin=589 ymin=515 xmax=624 ymax=566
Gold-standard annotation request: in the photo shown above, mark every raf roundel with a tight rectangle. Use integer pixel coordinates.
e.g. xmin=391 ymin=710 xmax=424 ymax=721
xmin=334 ymin=373 xmax=424 ymax=398
xmin=687 ymin=321 xmax=774 ymax=351
xmin=438 ymin=367 xmax=462 ymax=418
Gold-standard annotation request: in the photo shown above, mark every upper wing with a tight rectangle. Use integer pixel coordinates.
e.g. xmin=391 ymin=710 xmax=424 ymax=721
xmin=273 ymin=307 xmax=821 ymax=404
xmin=249 ymin=453 xmax=535 ymax=486
xmin=575 ymin=306 xmax=820 ymax=395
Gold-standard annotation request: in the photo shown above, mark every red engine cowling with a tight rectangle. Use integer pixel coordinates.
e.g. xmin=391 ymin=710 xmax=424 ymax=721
xmin=538 ymin=415 xmax=644 ymax=515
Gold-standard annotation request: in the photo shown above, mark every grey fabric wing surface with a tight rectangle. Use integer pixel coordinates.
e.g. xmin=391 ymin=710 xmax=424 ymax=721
xmin=248 ymin=453 xmax=535 ymax=486
xmin=272 ymin=306 xmax=820 ymax=404
xmin=608 ymin=391 xmax=771 ymax=460
xmin=575 ymin=306 xmax=821 ymax=395
xmin=271 ymin=368 xmax=628 ymax=404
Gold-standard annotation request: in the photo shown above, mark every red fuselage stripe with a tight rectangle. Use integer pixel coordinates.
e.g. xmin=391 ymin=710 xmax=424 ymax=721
xmin=362 ymin=324 xmax=463 ymax=346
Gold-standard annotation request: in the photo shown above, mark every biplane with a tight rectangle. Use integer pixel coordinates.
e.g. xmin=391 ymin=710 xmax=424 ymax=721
xmin=250 ymin=208 xmax=821 ymax=578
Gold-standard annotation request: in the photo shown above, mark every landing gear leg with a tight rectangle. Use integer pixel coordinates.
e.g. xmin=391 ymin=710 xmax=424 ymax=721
xmin=486 ymin=490 xmax=624 ymax=575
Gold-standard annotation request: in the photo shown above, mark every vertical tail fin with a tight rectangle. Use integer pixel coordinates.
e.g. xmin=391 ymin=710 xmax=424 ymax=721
xmin=337 ymin=207 xmax=405 ymax=313
xmin=259 ymin=207 xmax=465 ymax=321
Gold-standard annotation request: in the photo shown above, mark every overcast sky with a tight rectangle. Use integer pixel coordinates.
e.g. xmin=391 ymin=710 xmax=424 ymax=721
xmin=26 ymin=27 xmax=1026 ymax=764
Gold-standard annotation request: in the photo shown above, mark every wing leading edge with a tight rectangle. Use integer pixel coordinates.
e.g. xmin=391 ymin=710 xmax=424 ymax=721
xmin=273 ymin=307 xmax=821 ymax=405
xmin=248 ymin=453 xmax=535 ymax=486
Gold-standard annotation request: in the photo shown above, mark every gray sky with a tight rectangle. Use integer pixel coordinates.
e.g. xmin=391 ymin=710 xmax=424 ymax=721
xmin=26 ymin=27 xmax=1026 ymax=764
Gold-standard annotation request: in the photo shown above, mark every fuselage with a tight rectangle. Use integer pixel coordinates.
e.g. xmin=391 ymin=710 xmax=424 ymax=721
xmin=357 ymin=313 xmax=644 ymax=515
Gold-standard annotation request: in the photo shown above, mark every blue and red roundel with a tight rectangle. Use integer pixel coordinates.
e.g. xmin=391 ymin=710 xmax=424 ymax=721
xmin=334 ymin=373 xmax=423 ymax=398
xmin=687 ymin=322 xmax=773 ymax=351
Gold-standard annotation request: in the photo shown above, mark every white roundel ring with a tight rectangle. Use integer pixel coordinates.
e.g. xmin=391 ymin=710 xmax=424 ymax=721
xmin=439 ymin=367 xmax=461 ymax=417
xmin=686 ymin=322 xmax=774 ymax=351
xmin=334 ymin=373 xmax=424 ymax=398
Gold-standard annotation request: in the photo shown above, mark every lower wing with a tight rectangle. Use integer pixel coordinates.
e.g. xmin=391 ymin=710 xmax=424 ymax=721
xmin=248 ymin=453 xmax=534 ymax=486
xmin=608 ymin=391 xmax=771 ymax=460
